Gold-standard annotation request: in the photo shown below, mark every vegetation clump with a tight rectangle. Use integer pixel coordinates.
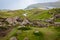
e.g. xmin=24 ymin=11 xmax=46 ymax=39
xmin=33 ymin=30 xmax=43 ymax=36
xmin=18 ymin=26 xmax=31 ymax=31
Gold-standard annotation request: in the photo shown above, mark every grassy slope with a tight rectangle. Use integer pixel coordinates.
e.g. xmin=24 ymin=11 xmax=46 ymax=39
xmin=0 ymin=10 xmax=25 ymax=18
xmin=27 ymin=10 xmax=52 ymax=20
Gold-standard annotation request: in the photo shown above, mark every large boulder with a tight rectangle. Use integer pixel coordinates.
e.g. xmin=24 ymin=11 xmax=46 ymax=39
xmin=6 ymin=17 xmax=20 ymax=26
xmin=21 ymin=18 xmax=31 ymax=26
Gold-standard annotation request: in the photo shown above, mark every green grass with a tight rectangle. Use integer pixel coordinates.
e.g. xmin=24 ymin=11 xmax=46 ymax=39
xmin=16 ymin=27 xmax=58 ymax=40
xmin=0 ymin=26 xmax=59 ymax=40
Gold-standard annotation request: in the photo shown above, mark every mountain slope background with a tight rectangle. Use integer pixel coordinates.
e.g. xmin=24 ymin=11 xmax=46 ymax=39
xmin=25 ymin=1 xmax=60 ymax=9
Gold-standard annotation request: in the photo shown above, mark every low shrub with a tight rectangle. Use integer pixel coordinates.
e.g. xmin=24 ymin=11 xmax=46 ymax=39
xmin=33 ymin=31 xmax=44 ymax=40
xmin=18 ymin=26 xmax=31 ymax=31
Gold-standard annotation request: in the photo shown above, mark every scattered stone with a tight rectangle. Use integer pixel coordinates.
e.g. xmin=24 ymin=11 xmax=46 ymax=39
xmin=54 ymin=22 xmax=60 ymax=27
xmin=16 ymin=30 xmax=22 ymax=34
xmin=33 ymin=29 xmax=42 ymax=36
xmin=10 ymin=36 xmax=17 ymax=40
xmin=17 ymin=26 xmax=25 ymax=29
xmin=34 ymin=30 xmax=40 ymax=33
xmin=24 ymin=37 xmax=29 ymax=40
xmin=23 ymin=13 xmax=27 ymax=17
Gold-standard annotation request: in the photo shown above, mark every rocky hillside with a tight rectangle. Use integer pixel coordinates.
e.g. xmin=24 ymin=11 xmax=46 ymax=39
xmin=0 ymin=8 xmax=60 ymax=40
xmin=0 ymin=8 xmax=60 ymax=27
